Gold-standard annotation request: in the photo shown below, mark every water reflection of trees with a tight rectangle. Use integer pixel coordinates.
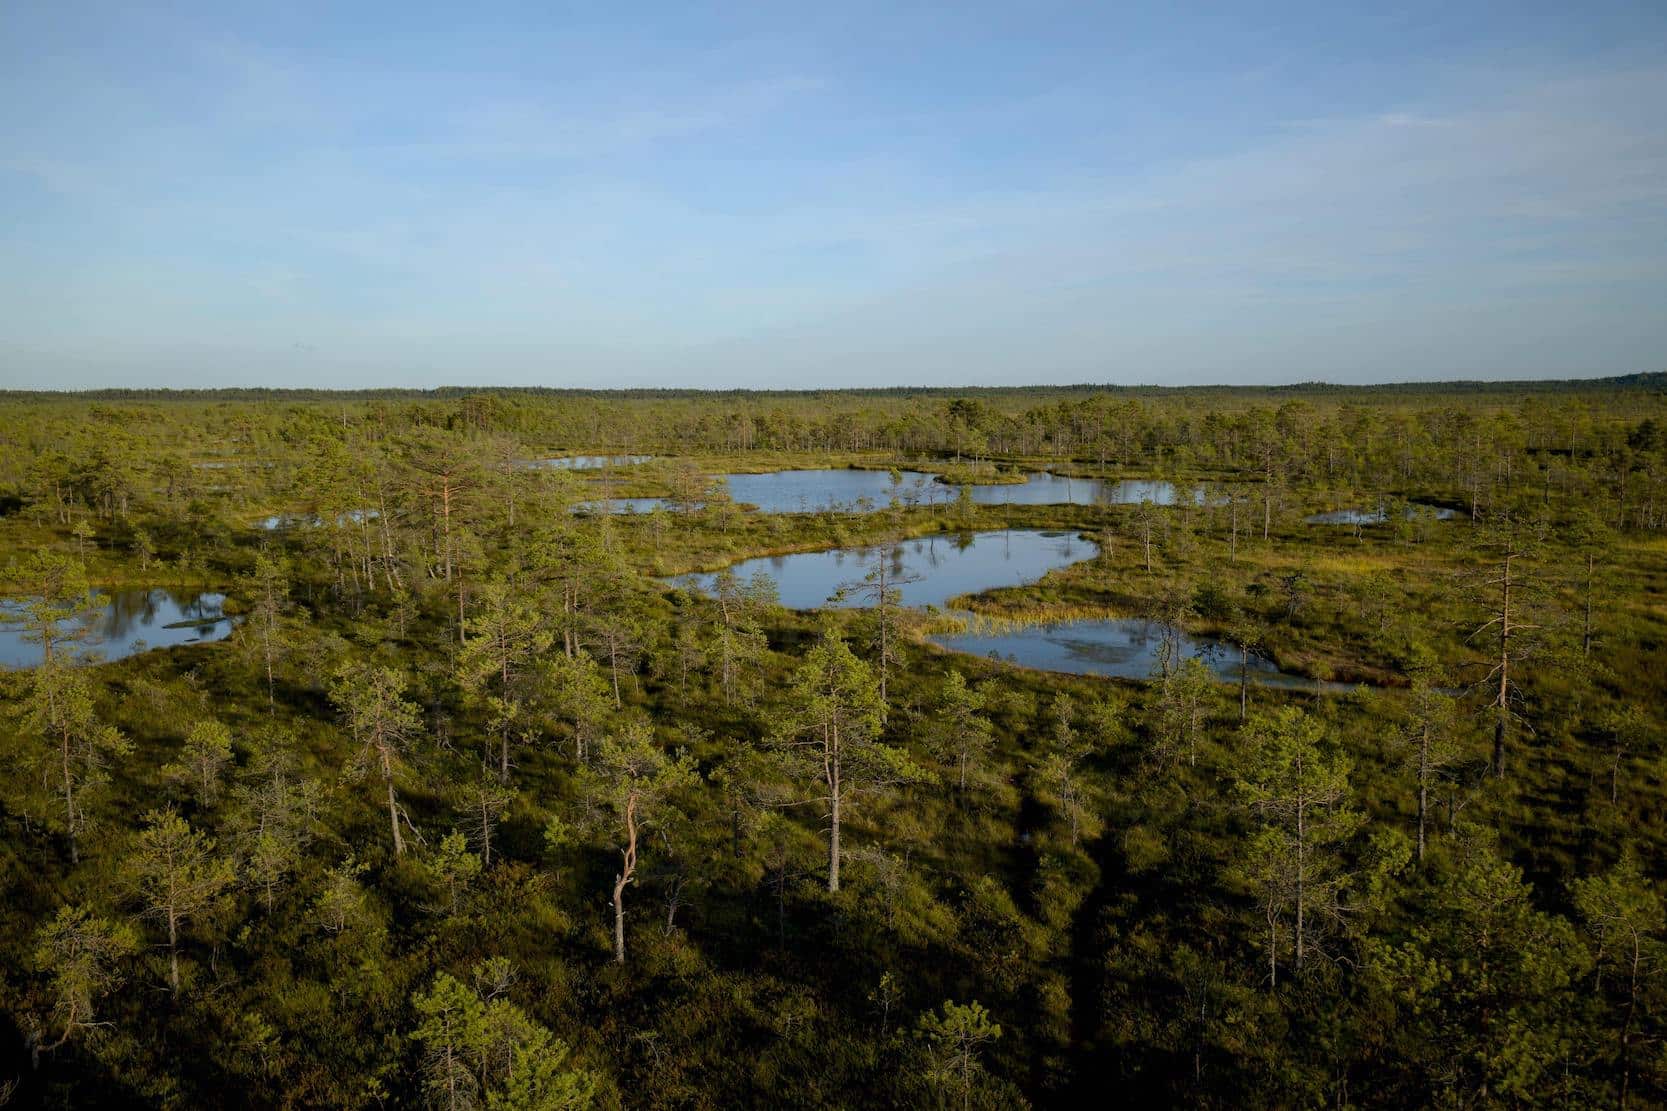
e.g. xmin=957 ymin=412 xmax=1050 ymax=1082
xmin=85 ymin=589 xmax=230 ymax=644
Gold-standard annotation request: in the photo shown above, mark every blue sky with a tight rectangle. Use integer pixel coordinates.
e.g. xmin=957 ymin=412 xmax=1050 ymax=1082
xmin=2 ymin=1 xmax=1664 ymax=389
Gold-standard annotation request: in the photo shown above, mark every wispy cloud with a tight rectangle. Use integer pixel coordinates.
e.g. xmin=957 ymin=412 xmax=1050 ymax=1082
xmin=379 ymin=74 xmax=825 ymax=162
xmin=1 ymin=8 xmax=1663 ymax=388
xmin=658 ymin=61 xmax=1667 ymax=384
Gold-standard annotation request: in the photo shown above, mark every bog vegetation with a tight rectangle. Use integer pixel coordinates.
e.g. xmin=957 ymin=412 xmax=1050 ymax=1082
xmin=1 ymin=377 xmax=1665 ymax=1107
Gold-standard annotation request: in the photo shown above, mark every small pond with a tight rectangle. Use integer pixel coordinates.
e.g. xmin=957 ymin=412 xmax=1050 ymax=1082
xmin=1 ymin=589 xmax=236 ymax=669
xmin=966 ymin=474 xmax=1209 ymax=507
xmin=256 ymin=509 xmax=377 ymax=530
xmin=1306 ymin=503 xmax=1459 ymax=525
xmin=673 ymin=529 xmax=1347 ymax=690
xmin=530 ymin=455 xmax=656 ymax=470
xmin=670 ymin=529 xmax=1094 ymax=610
xmin=711 ymin=470 xmax=1215 ymax=513
xmin=722 ymin=469 xmax=951 ymax=513
xmin=572 ymin=497 xmax=672 ymax=515
xmin=929 ymin=618 xmax=1352 ymax=691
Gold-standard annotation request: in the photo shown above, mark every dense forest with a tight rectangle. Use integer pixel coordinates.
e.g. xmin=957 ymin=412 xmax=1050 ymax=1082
xmin=2 ymin=377 xmax=1666 ymax=1108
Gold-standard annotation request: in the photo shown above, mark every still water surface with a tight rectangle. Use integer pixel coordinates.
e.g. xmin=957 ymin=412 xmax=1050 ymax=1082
xmin=966 ymin=474 xmax=1205 ymax=507
xmin=706 ymin=470 xmax=1204 ymax=513
xmin=1 ymin=589 xmax=235 ymax=669
xmin=930 ymin=619 xmax=1351 ymax=691
xmin=1305 ymin=503 xmax=1459 ymax=524
xmin=530 ymin=455 xmax=656 ymax=470
xmin=671 ymin=529 xmax=1092 ymax=610
xmin=672 ymin=530 xmax=1341 ymax=688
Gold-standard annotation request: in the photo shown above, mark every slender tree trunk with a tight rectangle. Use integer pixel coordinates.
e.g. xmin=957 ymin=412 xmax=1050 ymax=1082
xmin=1494 ymin=557 xmax=1512 ymax=779
xmin=878 ymin=615 xmax=888 ymax=704
xmin=563 ymin=584 xmax=575 ymax=658
xmin=379 ymin=492 xmax=402 ymax=591
xmin=1267 ymin=905 xmax=1278 ymax=989
xmin=168 ymin=909 xmax=180 ymax=995
xmin=264 ymin=634 xmax=276 ymax=713
xmin=612 ymin=793 xmax=638 ymax=963
xmin=1294 ymin=794 xmax=1306 ymax=974
xmin=718 ymin=596 xmax=734 ymax=695
xmin=1621 ymin=939 xmax=1639 ymax=1109
xmin=1416 ymin=727 xmax=1430 ymax=864
xmin=1584 ymin=552 xmax=1595 ymax=656
xmin=1239 ymin=643 xmax=1249 ymax=723
xmin=383 ymin=756 xmax=404 ymax=857
xmin=828 ymin=724 xmax=842 ymax=893
xmin=441 ymin=483 xmax=453 ymax=581
xmin=457 ymin=579 xmax=467 ymax=647
xmin=445 ymin=1033 xmax=459 ymax=1111
xmin=61 ymin=724 xmax=79 ymax=865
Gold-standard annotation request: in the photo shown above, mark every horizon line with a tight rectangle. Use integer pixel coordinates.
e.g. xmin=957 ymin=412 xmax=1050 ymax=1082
xmin=1 ymin=370 xmax=1664 ymax=401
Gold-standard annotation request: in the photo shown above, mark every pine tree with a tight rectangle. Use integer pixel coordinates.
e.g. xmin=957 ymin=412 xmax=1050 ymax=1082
xmin=124 ymin=809 xmax=235 ymax=995
xmin=925 ymin=670 xmax=993 ymax=794
xmin=772 ymin=629 xmax=922 ymax=893
xmin=579 ymin=719 xmax=694 ymax=963
xmin=1235 ymin=707 xmax=1360 ymax=987
xmin=30 ymin=905 xmax=137 ymax=1059
xmin=458 ymin=577 xmax=551 ymax=781
xmin=918 ymin=999 xmax=1002 ymax=1110
xmin=161 ymin=719 xmax=235 ymax=806
xmin=1573 ymin=850 xmax=1665 ymax=1107
xmin=329 ymin=661 xmax=423 ymax=857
